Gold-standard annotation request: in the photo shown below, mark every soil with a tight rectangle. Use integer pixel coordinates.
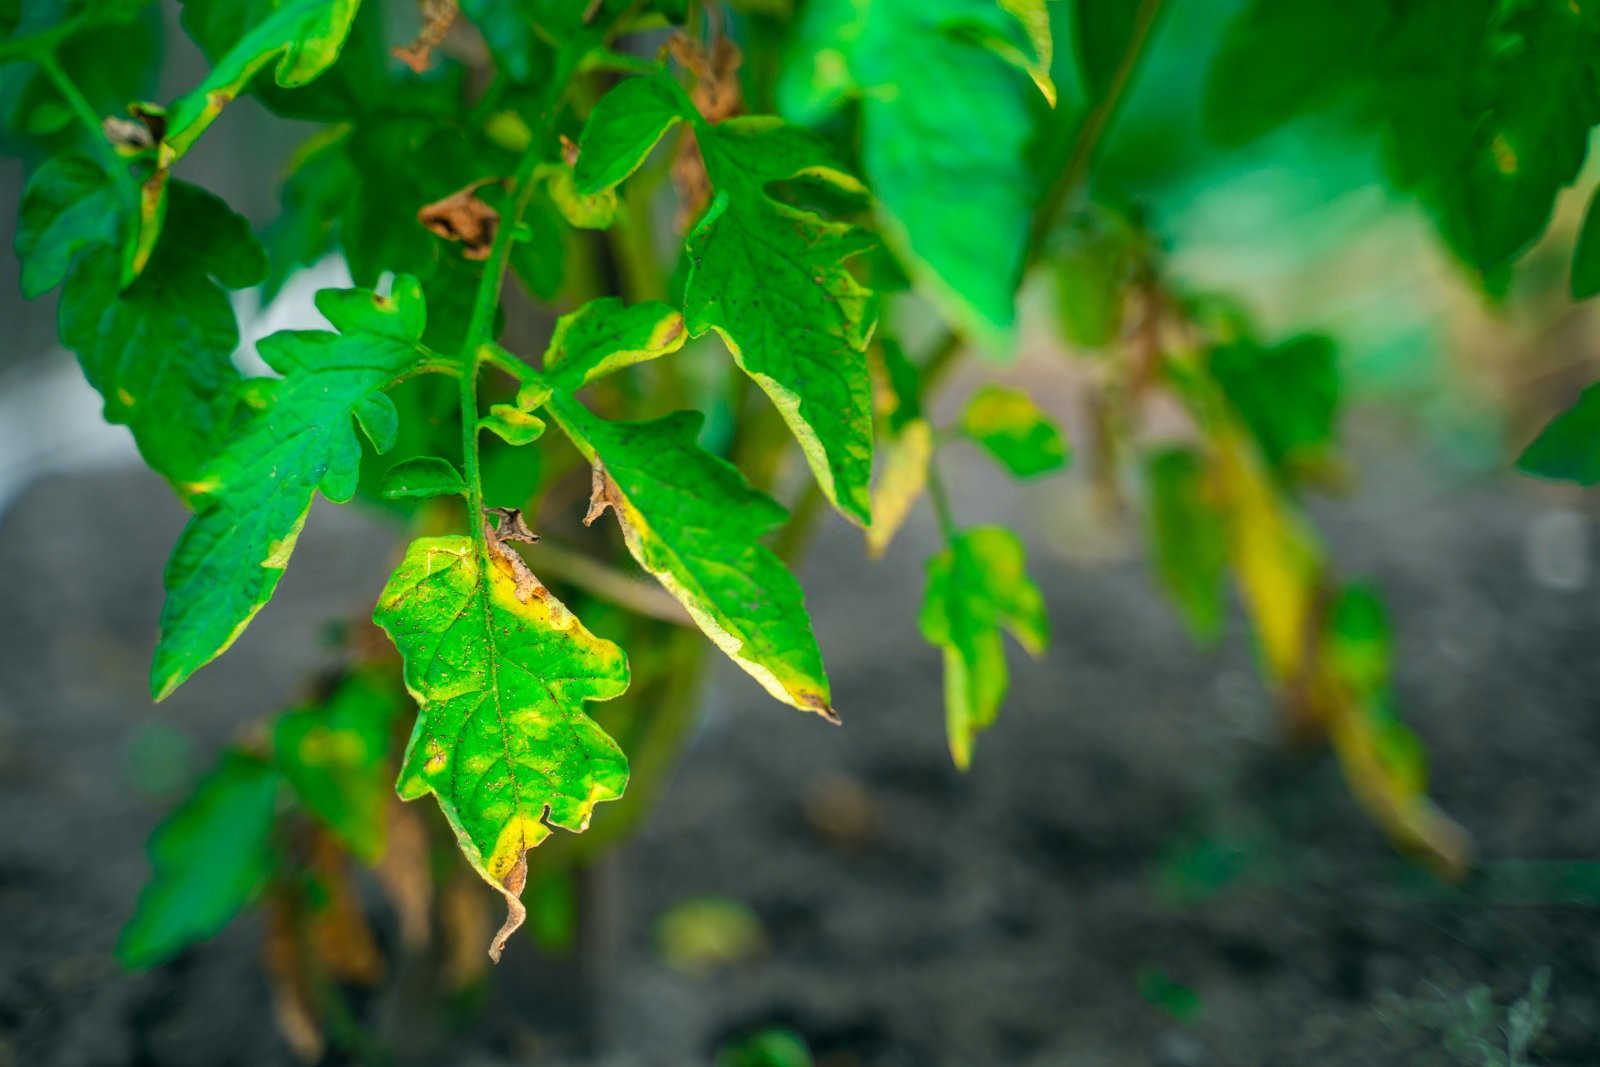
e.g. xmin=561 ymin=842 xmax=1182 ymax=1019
xmin=3 ymin=386 xmax=1600 ymax=1067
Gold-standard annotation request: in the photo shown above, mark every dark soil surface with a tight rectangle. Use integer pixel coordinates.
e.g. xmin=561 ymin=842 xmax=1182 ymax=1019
xmin=3 ymin=393 xmax=1600 ymax=1067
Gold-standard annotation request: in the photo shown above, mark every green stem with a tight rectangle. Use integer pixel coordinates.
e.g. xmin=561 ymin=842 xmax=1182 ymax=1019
xmin=459 ymin=145 xmax=550 ymax=552
xmin=926 ymin=456 xmax=958 ymax=542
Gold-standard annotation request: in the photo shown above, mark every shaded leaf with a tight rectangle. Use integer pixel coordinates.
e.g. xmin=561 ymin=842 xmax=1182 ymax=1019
xmin=1144 ymin=447 xmax=1226 ymax=643
xmin=58 ymin=181 xmax=264 ymax=495
xmin=117 ymin=752 xmax=281 ymax=968
xmin=1517 ymin=382 xmax=1600 ymax=484
xmin=919 ymin=527 xmax=1048 ymax=769
xmin=1208 ymin=335 xmax=1338 ymax=479
xmin=549 ymin=396 xmax=835 ymax=718
xmin=14 ymin=153 xmax=122 ymax=298
xmin=1573 ymin=185 xmax=1600 ymax=300
xmin=381 ymin=456 xmax=468 ymax=500
xmin=152 ymin=277 xmax=432 ymax=700
xmin=960 ymin=384 xmax=1069 ymax=478
xmin=374 ymin=534 xmax=630 ymax=961
xmin=274 ymin=673 xmax=400 ymax=861
xmin=779 ymin=0 xmax=1038 ymax=345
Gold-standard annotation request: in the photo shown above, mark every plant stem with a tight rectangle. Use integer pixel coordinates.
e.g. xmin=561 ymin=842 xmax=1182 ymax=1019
xmin=926 ymin=458 xmax=958 ymax=541
xmin=33 ymin=53 xmax=138 ymax=212
xmin=1027 ymin=0 xmax=1166 ymax=260
xmin=459 ymin=145 xmax=549 ymax=551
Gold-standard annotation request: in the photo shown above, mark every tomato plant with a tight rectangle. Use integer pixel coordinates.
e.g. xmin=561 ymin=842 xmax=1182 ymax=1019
xmin=6 ymin=0 xmax=1599 ymax=1056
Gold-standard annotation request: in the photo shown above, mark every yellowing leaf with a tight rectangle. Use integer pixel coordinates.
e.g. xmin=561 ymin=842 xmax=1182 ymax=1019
xmin=548 ymin=396 xmax=836 ymax=719
xmin=919 ymin=527 xmax=1048 ymax=769
xmin=576 ymin=73 xmax=879 ymax=525
xmin=866 ymin=418 xmax=933 ymax=559
xmin=374 ymin=535 xmax=630 ymax=961
xmin=960 ymin=384 xmax=1070 ymax=478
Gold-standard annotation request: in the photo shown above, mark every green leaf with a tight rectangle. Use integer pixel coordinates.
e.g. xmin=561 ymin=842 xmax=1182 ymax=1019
xmin=538 ymin=297 xmax=688 ymax=392
xmin=1073 ymin=0 xmax=1141 ymax=102
xmin=1208 ymin=335 xmax=1338 ymax=479
xmin=919 ymin=527 xmax=1048 ymax=769
xmin=959 ymin=384 xmax=1069 ymax=478
xmin=14 ymin=154 xmax=122 ymax=299
xmin=1201 ymin=0 xmax=1378 ymax=147
xmin=1144 ymin=447 xmax=1226 ymax=643
xmin=373 ymin=534 xmax=630 ymax=960
xmin=58 ymin=181 xmax=264 ymax=495
xmin=274 ymin=673 xmax=399 ymax=862
xmin=152 ymin=277 xmax=432 ymax=701
xmin=165 ymin=0 xmax=363 ymax=160
xmin=1052 ymin=208 xmax=1143 ymax=349
xmin=1517 ymin=382 xmax=1600 ymax=484
xmin=577 ymin=73 xmax=879 ymax=526
xmin=261 ymin=126 xmax=359 ymax=302
xmin=117 ymin=752 xmax=281 ymax=968
xmin=779 ymin=0 xmax=1039 ymax=344
xmin=548 ymin=396 xmax=835 ymax=719
xmin=1573 ymin=185 xmax=1600 ymax=300
xmin=381 ymin=456 xmax=468 ymax=500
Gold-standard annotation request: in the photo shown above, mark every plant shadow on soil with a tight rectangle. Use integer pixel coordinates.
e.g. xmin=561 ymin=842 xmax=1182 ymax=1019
xmin=2 ymin=409 xmax=1600 ymax=1066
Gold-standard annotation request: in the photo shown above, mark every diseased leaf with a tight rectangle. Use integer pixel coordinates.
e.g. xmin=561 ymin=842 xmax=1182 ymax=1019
xmin=548 ymin=396 xmax=835 ymax=719
xmin=919 ymin=527 xmax=1048 ymax=769
xmin=779 ymin=0 xmax=1039 ymax=344
xmin=373 ymin=534 xmax=630 ymax=961
xmin=14 ymin=154 xmax=122 ymax=299
xmin=381 ymin=456 xmax=468 ymax=500
xmin=1144 ymin=447 xmax=1226 ymax=643
xmin=866 ymin=418 xmax=933 ymax=559
xmin=538 ymin=297 xmax=688 ymax=391
xmin=152 ymin=277 xmax=433 ymax=701
xmin=274 ymin=673 xmax=399 ymax=862
xmin=960 ymin=384 xmax=1070 ymax=478
xmin=58 ymin=181 xmax=264 ymax=496
xmin=1518 ymin=383 xmax=1600 ymax=484
xmin=118 ymin=752 xmax=281 ymax=968
xmin=165 ymin=0 xmax=363 ymax=160
xmin=577 ymin=73 xmax=879 ymax=525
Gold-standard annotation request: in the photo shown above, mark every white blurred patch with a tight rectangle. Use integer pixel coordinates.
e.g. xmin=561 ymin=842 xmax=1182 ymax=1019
xmin=0 ymin=255 xmax=353 ymax=518
xmin=1524 ymin=509 xmax=1589 ymax=592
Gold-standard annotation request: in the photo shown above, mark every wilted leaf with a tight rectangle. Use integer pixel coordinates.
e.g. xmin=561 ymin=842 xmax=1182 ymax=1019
xmin=118 ymin=752 xmax=281 ymax=968
xmin=960 ymin=384 xmax=1070 ymax=478
xmin=549 ymin=396 xmax=835 ymax=719
xmin=919 ymin=526 xmax=1048 ymax=768
xmin=374 ymin=535 xmax=630 ymax=961
xmin=576 ymin=72 xmax=879 ymax=525
xmin=779 ymin=0 xmax=1040 ymax=346
xmin=152 ymin=277 xmax=434 ymax=700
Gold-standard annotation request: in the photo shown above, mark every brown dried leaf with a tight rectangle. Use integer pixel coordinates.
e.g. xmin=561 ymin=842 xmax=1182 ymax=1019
xmin=417 ymin=179 xmax=500 ymax=261
xmin=482 ymin=511 xmax=548 ymax=604
xmin=667 ymin=33 xmax=745 ymax=231
xmin=392 ymin=0 xmax=458 ymax=74
xmin=373 ymin=802 xmax=433 ymax=951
